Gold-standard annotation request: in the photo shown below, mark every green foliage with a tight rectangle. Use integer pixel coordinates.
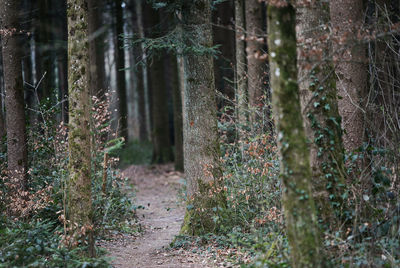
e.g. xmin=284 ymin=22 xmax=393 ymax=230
xmin=116 ymin=140 xmax=153 ymax=167
xmin=0 ymin=218 xmax=110 ymax=267
xmin=0 ymin=96 xmax=137 ymax=266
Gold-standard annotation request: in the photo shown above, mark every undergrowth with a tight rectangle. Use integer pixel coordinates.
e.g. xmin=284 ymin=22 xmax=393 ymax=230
xmin=0 ymin=96 xmax=137 ymax=267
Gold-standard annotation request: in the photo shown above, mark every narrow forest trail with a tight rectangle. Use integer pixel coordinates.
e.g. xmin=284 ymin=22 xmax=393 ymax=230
xmin=101 ymin=164 xmax=216 ymax=268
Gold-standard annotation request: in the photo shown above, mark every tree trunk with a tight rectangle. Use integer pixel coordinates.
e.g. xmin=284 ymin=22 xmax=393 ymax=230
xmin=168 ymin=54 xmax=184 ymax=171
xmin=180 ymin=0 xmax=226 ymax=235
xmin=135 ymin=0 xmax=151 ymax=141
xmin=67 ymin=0 xmax=94 ymax=256
xmin=88 ymin=0 xmax=106 ymax=99
xmin=330 ymin=0 xmax=367 ymax=152
xmin=234 ymin=0 xmax=248 ymax=133
xmin=267 ymin=4 xmax=324 ymax=267
xmin=0 ymin=43 xmax=5 ymax=138
xmin=1 ymin=0 xmax=28 ymax=189
xmin=143 ymin=5 xmax=173 ymax=163
xmin=245 ymin=0 xmax=266 ymax=125
xmin=296 ymin=0 xmax=346 ymax=227
xmin=35 ymin=0 xmax=56 ymax=103
xmin=115 ymin=0 xmax=128 ymax=141
xmin=212 ymin=0 xmax=235 ymax=107
xmin=54 ymin=0 xmax=68 ymax=124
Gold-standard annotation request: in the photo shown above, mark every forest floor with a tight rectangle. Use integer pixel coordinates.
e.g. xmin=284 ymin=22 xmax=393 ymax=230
xmin=100 ymin=164 xmax=233 ymax=268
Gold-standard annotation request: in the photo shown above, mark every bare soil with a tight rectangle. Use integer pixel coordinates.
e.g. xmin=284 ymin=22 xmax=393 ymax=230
xmin=100 ymin=164 xmax=218 ymax=268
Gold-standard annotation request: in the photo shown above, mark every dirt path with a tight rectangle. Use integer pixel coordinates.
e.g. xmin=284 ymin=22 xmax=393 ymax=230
xmin=101 ymin=164 xmax=215 ymax=268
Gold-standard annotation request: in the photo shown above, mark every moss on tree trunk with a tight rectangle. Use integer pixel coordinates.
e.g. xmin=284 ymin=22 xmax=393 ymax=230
xmin=296 ymin=0 xmax=346 ymax=228
xmin=180 ymin=0 xmax=226 ymax=235
xmin=267 ymin=4 xmax=325 ymax=267
xmin=67 ymin=0 xmax=94 ymax=257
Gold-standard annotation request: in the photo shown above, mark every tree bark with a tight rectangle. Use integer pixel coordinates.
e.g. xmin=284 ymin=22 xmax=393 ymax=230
xmin=54 ymin=0 xmax=68 ymax=124
xmin=0 ymin=38 xmax=4 ymax=139
xmin=245 ymin=0 xmax=266 ymax=125
xmin=330 ymin=0 xmax=367 ymax=152
xmin=115 ymin=0 xmax=128 ymax=141
xmin=267 ymin=4 xmax=324 ymax=267
xmin=296 ymin=0 xmax=346 ymax=227
xmin=88 ymin=0 xmax=106 ymax=99
xmin=34 ymin=0 xmax=56 ymax=103
xmin=168 ymin=54 xmax=184 ymax=171
xmin=135 ymin=0 xmax=151 ymax=141
xmin=180 ymin=0 xmax=226 ymax=235
xmin=212 ymin=0 xmax=235 ymax=107
xmin=234 ymin=0 xmax=248 ymax=132
xmin=143 ymin=5 xmax=173 ymax=163
xmin=67 ymin=0 xmax=94 ymax=256
xmin=0 ymin=0 xmax=28 ymax=188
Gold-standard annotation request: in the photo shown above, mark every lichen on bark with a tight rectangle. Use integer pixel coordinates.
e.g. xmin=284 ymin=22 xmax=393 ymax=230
xmin=267 ymin=4 xmax=325 ymax=267
xmin=179 ymin=0 xmax=227 ymax=235
xmin=67 ymin=0 xmax=94 ymax=256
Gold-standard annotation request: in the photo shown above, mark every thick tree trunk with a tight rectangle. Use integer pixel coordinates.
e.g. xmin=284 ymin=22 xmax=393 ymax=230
xmin=67 ymin=0 xmax=94 ymax=256
xmin=267 ymin=4 xmax=324 ymax=267
xmin=245 ymin=0 xmax=266 ymax=125
xmin=115 ymin=0 xmax=128 ymax=141
xmin=234 ymin=0 xmax=248 ymax=132
xmin=180 ymin=0 xmax=226 ymax=235
xmin=330 ymin=0 xmax=367 ymax=152
xmin=88 ymin=0 xmax=106 ymax=98
xmin=296 ymin=0 xmax=346 ymax=227
xmin=1 ymin=0 xmax=28 ymax=188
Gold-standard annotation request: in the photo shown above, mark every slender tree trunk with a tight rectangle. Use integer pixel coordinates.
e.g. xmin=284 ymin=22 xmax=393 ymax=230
xmin=0 ymin=44 xmax=5 ymax=138
xmin=245 ymin=0 xmax=266 ymax=125
xmin=1 ymin=0 xmax=28 ymax=188
xmin=234 ymin=0 xmax=248 ymax=135
xmin=115 ymin=0 xmax=128 ymax=141
xmin=330 ymin=0 xmax=367 ymax=152
xmin=180 ymin=0 xmax=226 ymax=235
xmin=267 ymin=4 xmax=324 ymax=267
xmin=35 ymin=0 xmax=56 ymax=103
xmin=54 ymin=0 xmax=68 ymax=124
xmin=0 ymin=39 xmax=5 ymax=139
xmin=296 ymin=0 xmax=346 ymax=227
xmin=168 ymin=54 xmax=184 ymax=171
xmin=212 ymin=0 xmax=235 ymax=107
xmin=67 ymin=0 xmax=94 ymax=256
xmin=143 ymin=5 xmax=173 ymax=163
xmin=135 ymin=0 xmax=151 ymax=141
xmin=88 ymin=0 xmax=106 ymax=98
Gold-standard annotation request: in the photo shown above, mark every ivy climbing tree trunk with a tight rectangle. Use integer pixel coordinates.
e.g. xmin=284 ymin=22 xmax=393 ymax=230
xmin=296 ymin=0 xmax=346 ymax=228
xmin=330 ymin=0 xmax=367 ymax=152
xmin=267 ymin=4 xmax=324 ymax=267
xmin=1 ymin=0 xmax=28 ymax=189
xmin=67 ymin=0 xmax=94 ymax=256
xmin=180 ymin=0 xmax=226 ymax=235
xmin=234 ymin=0 xmax=248 ymax=135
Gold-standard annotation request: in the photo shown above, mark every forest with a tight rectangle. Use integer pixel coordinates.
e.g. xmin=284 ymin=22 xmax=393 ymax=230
xmin=0 ymin=0 xmax=399 ymax=267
